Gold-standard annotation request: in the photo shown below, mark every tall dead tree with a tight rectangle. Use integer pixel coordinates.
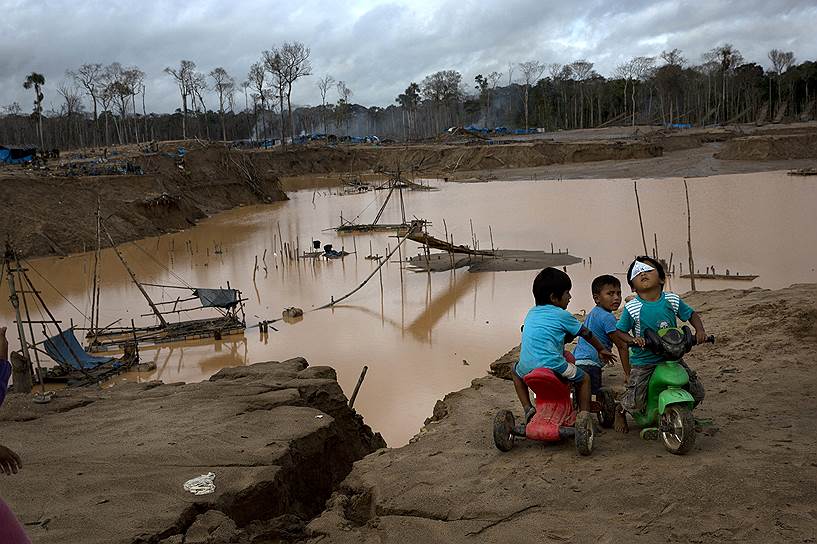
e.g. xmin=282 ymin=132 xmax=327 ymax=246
xmin=336 ymin=81 xmax=353 ymax=135
xmin=570 ymin=60 xmax=593 ymax=128
xmin=22 ymin=72 xmax=45 ymax=149
xmin=57 ymin=81 xmax=84 ymax=147
xmin=317 ymin=74 xmax=335 ymax=134
xmin=280 ymin=42 xmax=312 ymax=140
xmin=164 ymin=60 xmax=196 ymax=139
xmin=210 ymin=67 xmax=235 ymax=142
xmin=126 ymin=68 xmax=144 ymax=143
xmin=247 ymin=62 xmax=269 ymax=140
xmin=263 ymin=49 xmax=287 ymax=146
xmin=68 ymin=63 xmax=103 ymax=144
xmin=190 ymin=71 xmax=210 ymax=140
xmin=768 ymin=49 xmax=795 ymax=114
xmin=518 ymin=61 xmax=545 ymax=133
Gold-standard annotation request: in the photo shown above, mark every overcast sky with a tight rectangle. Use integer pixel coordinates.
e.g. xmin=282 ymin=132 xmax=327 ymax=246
xmin=1 ymin=0 xmax=815 ymax=114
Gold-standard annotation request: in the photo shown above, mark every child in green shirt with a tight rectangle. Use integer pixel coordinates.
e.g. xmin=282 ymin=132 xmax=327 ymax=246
xmin=614 ymin=256 xmax=707 ymax=433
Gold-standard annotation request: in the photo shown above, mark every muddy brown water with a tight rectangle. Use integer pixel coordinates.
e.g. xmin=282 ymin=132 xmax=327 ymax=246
xmin=2 ymin=171 xmax=815 ymax=445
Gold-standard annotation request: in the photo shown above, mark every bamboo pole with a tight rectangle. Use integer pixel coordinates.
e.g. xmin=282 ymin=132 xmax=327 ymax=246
xmin=683 ymin=179 xmax=696 ymax=292
xmin=443 ymin=218 xmax=454 ymax=268
xmin=277 ymin=222 xmax=285 ymax=266
xmin=348 ymin=365 xmax=368 ymax=409
xmin=315 ymin=227 xmax=416 ymax=310
xmin=397 ymin=235 xmax=404 ymax=287
xmin=633 ymin=181 xmax=649 ymax=255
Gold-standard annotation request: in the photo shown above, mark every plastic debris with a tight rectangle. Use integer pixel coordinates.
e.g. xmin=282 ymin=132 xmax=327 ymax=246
xmin=183 ymin=472 xmax=216 ymax=495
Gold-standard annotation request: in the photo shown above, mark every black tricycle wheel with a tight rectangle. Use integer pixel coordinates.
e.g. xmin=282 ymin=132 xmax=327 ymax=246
xmin=575 ymin=414 xmax=595 ymax=456
xmin=493 ymin=410 xmax=516 ymax=452
xmin=597 ymin=388 xmax=617 ymax=429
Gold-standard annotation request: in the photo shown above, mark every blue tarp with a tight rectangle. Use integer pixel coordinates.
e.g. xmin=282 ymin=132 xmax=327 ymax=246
xmin=44 ymin=328 xmax=116 ymax=370
xmin=193 ymin=288 xmax=239 ymax=309
xmin=0 ymin=146 xmax=35 ymax=164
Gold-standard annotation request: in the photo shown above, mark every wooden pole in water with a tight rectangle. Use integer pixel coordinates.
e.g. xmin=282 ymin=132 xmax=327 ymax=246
xmin=348 ymin=365 xmax=368 ymax=409
xmin=397 ymin=235 xmax=404 ymax=287
xmin=443 ymin=218 xmax=454 ymax=267
xmin=489 ymin=225 xmax=495 ymax=253
xmin=102 ymin=226 xmax=167 ymax=327
xmin=277 ymin=222 xmax=285 ymax=266
xmin=633 ymin=181 xmax=649 ymax=256
xmin=683 ymin=179 xmax=697 ymax=292
xmin=653 ymin=232 xmax=658 ymax=259
xmin=316 ymin=226 xmax=416 ymax=310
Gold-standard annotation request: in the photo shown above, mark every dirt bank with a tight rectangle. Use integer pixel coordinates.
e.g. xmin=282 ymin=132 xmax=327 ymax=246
xmin=255 ymin=139 xmax=661 ymax=179
xmin=307 ymin=284 xmax=817 ymax=543
xmin=4 ymin=123 xmax=817 ymax=260
xmin=0 ymin=357 xmax=385 ymax=543
xmin=715 ymin=130 xmax=817 ymax=160
xmin=0 ymin=145 xmax=286 ymax=258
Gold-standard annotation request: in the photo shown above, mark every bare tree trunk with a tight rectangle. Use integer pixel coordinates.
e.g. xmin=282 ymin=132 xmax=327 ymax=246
xmin=182 ymin=94 xmax=188 ymax=139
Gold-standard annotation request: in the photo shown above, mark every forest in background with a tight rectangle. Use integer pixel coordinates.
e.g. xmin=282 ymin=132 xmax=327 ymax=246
xmin=2 ymin=42 xmax=816 ymax=150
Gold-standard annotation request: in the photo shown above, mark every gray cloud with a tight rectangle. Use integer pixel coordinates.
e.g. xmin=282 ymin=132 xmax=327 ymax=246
xmin=1 ymin=0 xmax=815 ymax=114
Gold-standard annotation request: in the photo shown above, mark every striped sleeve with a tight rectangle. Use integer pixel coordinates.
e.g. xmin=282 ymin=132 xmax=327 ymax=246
xmin=616 ymin=303 xmax=635 ymax=334
xmin=666 ymin=292 xmax=694 ymax=321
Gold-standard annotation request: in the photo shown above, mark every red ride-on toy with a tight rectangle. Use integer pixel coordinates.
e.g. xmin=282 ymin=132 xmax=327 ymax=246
xmin=493 ymin=352 xmax=595 ymax=456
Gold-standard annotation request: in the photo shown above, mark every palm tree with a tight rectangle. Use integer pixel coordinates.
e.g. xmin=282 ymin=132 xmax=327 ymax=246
xmin=23 ymin=72 xmax=46 ymax=149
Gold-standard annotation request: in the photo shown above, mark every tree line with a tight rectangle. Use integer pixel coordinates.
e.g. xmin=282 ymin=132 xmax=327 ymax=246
xmin=2 ymin=42 xmax=815 ymax=150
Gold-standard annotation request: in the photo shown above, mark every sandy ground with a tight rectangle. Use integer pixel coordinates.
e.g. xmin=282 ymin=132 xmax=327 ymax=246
xmin=0 ymin=358 xmax=383 ymax=544
xmin=453 ymin=143 xmax=817 ymax=182
xmin=307 ymin=284 xmax=817 ymax=543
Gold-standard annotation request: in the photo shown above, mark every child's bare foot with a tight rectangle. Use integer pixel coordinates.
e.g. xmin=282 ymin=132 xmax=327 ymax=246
xmin=614 ymin=408 xmax=629 ymax=433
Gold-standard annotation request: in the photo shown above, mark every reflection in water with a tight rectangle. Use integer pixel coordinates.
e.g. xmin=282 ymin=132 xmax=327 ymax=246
xmin=407 ymin=272 xmax=478 ymax=343
xmin=1 ymin=171 xmax=815 ymax=445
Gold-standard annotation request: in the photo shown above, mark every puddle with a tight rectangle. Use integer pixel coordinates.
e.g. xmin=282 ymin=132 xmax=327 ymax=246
xmin=2 ymin=171 xmax=815 ymax=444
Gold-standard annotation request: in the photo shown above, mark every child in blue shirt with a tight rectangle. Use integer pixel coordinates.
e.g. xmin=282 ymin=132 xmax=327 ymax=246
xmin=513 ymin=268 xmax=616 ymax=423
xmin=613 ymin=256 xmax=707 ymax=433
xmin=573 ymin=275 xmax=633 ymax=395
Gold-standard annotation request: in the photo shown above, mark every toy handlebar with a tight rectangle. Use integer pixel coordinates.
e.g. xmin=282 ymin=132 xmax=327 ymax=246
xmin=692 ymin=334 xmax=716 ymax=345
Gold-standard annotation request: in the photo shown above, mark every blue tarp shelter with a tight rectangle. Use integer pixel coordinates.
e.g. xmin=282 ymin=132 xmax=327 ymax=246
xmin=0 ymin=146 xmax=35 ymax=164
xmin=44 ymin=328 xmax=116 ymax=370
xmin=193 ymin=288 xmax=240 ymax=309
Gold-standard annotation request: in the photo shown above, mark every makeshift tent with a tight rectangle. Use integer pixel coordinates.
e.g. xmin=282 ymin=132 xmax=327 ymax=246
xmin=0 ymin=146 xmax=35 ymax=164
xmin=44 ymin=328 xmax=116 ymax=370
xmin=193 ymin=288 xmax=240 ymax=309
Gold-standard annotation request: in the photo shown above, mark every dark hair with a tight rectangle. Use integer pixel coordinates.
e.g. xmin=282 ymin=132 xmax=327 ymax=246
xmin=626 ymin=256 xmax=666 ymax=288
xmin=532 ymin=267 xmax=572 ymax=305
xmin=591 ymin=274 xmax=620 ymax=295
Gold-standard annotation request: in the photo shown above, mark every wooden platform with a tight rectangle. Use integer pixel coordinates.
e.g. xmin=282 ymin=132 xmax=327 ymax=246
xmin=680 ymin=273 xmax=758 ymax=281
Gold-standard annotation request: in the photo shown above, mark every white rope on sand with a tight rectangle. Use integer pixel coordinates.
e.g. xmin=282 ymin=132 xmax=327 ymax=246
xmin=183 ymin=472 xmax=216 ymax=495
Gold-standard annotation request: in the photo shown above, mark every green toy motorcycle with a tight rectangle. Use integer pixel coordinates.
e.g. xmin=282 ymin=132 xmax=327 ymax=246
xmin=632 ymin=326 xmax=714 ymax=455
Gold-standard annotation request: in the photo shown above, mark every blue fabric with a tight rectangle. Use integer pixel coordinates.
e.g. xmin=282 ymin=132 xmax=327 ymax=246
xmin=43 ymin=328 xmax=115 ymax=370
xmin=0 ymin=359 xmax=11 ymax=406
xmin=616 ymin=292 xmax=694 ymax=366
xmin=194 ymin=288 xmax=239 ymax=309
xmin=572 ymin=306 xmax=617 ymax=366
xmin=576 ymin=362 xmax=602 ymax=393
xmin=517 ymin=305 xmax=582 ymax=378
xmin=0 ymin=147 xmax=33 ymax=164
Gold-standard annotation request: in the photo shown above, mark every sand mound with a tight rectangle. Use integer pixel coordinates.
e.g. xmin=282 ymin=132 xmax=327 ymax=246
xmin=715 ymin=131 xmax=817 ymax=160
xmin=307 ymin=284 xmax=817 ymax=544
